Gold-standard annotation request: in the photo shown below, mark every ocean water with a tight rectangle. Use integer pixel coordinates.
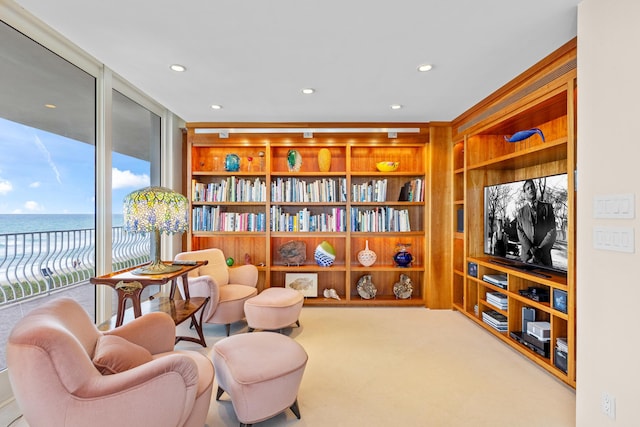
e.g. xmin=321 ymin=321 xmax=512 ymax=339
xmin=0 ymin=214 xmax=124 ymax=234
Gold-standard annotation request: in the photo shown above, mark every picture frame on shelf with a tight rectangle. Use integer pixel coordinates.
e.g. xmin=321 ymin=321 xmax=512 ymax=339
xmin=285 ymin=273 xmax=318 ymax=297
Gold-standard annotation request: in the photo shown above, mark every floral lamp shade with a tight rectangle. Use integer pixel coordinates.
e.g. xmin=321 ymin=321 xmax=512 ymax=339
xmin=123 ymin=186 xmax=189 ymax=274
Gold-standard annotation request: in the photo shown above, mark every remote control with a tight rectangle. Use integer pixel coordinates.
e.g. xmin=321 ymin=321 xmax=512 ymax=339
xmin=172 ymin=260 xmax=197 ymax=266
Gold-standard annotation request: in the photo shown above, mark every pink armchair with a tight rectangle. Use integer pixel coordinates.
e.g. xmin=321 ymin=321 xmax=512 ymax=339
xmin=6 ymin=297 xmax=214 ymax=427
xmin=175 ymin=248 xmax=258 ymax=336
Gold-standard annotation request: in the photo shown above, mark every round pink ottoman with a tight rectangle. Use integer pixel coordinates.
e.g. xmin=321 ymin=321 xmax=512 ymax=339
xmin=213 ymin=331 xmax=308 ymax=426
xmin=244 ymin=287 xmax=304 ymax=332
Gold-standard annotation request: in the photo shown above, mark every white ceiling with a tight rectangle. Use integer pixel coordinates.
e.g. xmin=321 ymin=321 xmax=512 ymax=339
xmin=13 ymin=0 xmax=580 ymax=124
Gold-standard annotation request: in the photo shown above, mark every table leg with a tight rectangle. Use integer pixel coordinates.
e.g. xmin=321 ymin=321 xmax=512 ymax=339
xmin=175 ymin=296 xmax=210 ymax=347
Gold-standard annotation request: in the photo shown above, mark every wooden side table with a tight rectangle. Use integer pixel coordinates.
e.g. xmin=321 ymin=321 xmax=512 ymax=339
xmin=91 ymin=261 xmax=210 ymax=347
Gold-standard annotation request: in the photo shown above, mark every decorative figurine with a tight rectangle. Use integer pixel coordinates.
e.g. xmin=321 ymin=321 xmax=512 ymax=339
xmin=504 ymin=128 xmax=545 ymax=143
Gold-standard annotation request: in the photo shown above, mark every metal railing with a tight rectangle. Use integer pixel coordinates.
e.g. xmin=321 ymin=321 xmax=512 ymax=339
xmin=0 ymin=226 xmax=149 ymax=305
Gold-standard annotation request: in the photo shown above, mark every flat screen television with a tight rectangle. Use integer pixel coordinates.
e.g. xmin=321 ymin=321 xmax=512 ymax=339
xmin=484 ymin=173 xmax=568 ymax=276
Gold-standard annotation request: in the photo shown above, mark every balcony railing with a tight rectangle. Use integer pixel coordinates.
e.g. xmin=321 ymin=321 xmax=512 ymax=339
xmin=0 ymin=227 xmax=149 ymax=305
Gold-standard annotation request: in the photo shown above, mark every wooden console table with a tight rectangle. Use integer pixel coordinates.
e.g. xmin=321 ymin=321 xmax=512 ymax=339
xmin=91 ymin=261 xmax=210 ymax=347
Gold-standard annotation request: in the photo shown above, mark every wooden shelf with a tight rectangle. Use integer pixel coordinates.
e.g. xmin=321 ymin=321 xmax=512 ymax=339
xmin=185 ymin=125 xmax=429 ymax=306
xmin=450 ymin=41 xmax=576 ymax=388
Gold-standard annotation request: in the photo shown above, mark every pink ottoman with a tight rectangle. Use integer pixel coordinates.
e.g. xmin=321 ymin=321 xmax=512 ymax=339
xmin=244 ymin=287 xmax=304 ymax=332
xmin=213 ymin=332 xmax=308 ymax=426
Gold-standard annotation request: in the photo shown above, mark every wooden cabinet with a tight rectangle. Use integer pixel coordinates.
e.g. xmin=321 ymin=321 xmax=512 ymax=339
xmin=184 ymin=125 xmax=430 ymax=306
xmin=450 ymin=39 xmax=577 ymax=387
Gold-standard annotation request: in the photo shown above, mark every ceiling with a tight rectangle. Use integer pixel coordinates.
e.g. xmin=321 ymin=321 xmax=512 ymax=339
xmin=12 ymin=0 xmax=579 ymax=124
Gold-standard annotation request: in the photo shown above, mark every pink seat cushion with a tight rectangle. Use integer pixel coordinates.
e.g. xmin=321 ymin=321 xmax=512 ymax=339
xmin=245 ymin=288 xmax=304 ymax=330
xmin=214 ymin=332 xmax=307 ymax=384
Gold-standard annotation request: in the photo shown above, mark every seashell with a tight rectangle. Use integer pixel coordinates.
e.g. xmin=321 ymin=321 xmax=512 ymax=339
xmin=504 ymin=128 xmax=545 ymax=143
xmin=323 ymin=288 xmax=341 ymax=300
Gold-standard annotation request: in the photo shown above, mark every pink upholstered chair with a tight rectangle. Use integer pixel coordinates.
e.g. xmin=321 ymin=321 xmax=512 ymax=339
xmin=6 ymin=297 xmax=214 ymax=427
xmin=175 ymin=248 xmax=258 ymax=336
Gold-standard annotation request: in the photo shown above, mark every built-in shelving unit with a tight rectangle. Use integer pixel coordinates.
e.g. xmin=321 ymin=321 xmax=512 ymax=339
xmin=184 ymin=125 xmax=431 ymax=307
xmin=450 ymin=39 xmax=577 ymax=387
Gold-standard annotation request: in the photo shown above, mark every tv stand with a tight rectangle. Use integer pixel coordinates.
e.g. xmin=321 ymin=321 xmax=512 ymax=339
xmin=489 ymin=259 xmax=552 ymax=278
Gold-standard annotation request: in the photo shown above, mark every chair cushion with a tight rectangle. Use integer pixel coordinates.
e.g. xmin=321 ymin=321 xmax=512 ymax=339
xmin=92 ymin=334 xmax=153 ymax=375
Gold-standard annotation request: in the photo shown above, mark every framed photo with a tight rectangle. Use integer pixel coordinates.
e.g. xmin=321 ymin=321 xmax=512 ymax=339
xmin=285 ymin=273 xmax=318 ymax=297
xmin=553 ymin=289 xmax=568 ymax=313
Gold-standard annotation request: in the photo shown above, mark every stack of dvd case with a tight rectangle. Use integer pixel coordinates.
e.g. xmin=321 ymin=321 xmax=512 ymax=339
xmin=482 ymin=310 xmax=508 ymax=332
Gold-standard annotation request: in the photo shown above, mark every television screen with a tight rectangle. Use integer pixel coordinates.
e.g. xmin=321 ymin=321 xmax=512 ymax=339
xmin=484 ymin=174 xmax=568 ymax=275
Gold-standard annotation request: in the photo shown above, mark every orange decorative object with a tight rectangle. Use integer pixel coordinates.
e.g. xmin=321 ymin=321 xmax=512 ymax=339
xmin=317 ymin=148 xmax=332 ymax=172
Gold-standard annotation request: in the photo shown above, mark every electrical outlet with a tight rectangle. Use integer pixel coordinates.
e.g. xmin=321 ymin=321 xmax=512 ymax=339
xmin=602 ymin=392 xmax=616 ymax=419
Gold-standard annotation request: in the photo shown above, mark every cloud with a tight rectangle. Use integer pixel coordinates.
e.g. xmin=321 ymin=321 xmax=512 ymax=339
xmin=112 ymin=168 xmax=150 ymax=189
xmin=29 ymin=181 xmax=41 ymax=188
xmin=24 ymin=201 xmax=43 ymax=211
xmin=33 ymin=134 xmax=62 ymax=184
xmin=0 ymin=179 xmax=12 ymax=195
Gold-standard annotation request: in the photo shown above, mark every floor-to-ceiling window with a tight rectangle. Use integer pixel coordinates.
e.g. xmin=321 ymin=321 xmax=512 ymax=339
xmin=0 ymin=17 xmax=166 ymax=369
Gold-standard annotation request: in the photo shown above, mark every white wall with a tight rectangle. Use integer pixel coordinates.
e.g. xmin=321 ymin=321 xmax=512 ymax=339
xmin=576 ymin=0 xmax=640 ymax=425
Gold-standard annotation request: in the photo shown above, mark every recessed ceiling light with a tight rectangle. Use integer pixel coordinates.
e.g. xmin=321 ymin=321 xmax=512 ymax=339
xmin=170 ymin=64 xmax=187 ymax=72
xmin=417 ymin=64 xmax=433 ymax=72
xmin=301 ymin=88 xmax=315 ymax=94
xmin=44 ymin=104 xmax=57 ymax=109
xmin=390 ymin=104 xmax=403 ymax=110
xmin=210 ymin=104 xmax=223 ymax=110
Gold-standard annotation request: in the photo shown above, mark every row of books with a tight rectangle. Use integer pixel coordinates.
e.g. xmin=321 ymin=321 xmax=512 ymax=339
xmin=486 ymin=291 xmax=508 ymax=310
xmin=482 ymin=310 xmax=508 ymax=332
xmin=192 ymin=206 xmax=267 ymax=232
xmin=270 ymin=206 xmax=347 ymax=232
xmin=352 ymin=179 xmax=388 ymax=202
xmin=398 ymin=178 xmax=424 ymax=202
xmin=192 ymin=177 xmax=267 ymax=203
xmin=351 ymin=207 xmax=411 ymax=232
xmin=271 ymin=177 xmax=348 ymax=203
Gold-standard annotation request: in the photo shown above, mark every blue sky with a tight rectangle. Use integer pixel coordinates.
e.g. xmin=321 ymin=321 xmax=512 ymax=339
xmin=0 ymin=118 xmax=150 ymax=214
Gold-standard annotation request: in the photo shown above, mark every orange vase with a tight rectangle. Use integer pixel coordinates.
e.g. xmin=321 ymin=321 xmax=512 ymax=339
xmin=317 ymin=148 xmax=332 ymax=172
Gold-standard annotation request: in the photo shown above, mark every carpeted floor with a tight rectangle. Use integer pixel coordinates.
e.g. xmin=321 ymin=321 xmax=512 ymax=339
xmin=173 ymin=306 xmax=576 ymax=427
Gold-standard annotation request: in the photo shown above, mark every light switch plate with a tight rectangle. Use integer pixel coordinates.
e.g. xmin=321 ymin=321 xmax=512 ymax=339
xmin=593 ymin=194 xmax=635 ymax=219
xmin=593 ymin=226 xmax=635 ymax=253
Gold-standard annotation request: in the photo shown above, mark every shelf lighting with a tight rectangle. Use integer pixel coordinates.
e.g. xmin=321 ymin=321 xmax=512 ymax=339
xmin=194 ymin=127 xmax=420 ymax=135
xmin=301 ymin=88 xmax=315 ymax=94
xmin=417 ymin=64 xmax=433 ymax=72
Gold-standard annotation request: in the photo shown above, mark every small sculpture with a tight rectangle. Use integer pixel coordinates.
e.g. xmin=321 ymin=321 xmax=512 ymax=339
xmin=393 ymin=243 xmax=413 ymax=267
xmin=504 ymin=128 xmax=545 ymax=143
xmin=225 ymin=153 xmax=240 ymax=171
xmin=357 ymin=240 xmax=377 ymax=267
xmin=393 ymin=273 xmax=413 ymax=299
xmin=356 ymin=274 xmax=377 ymax=299
xmin=279 ymin=240 xmax=306 ymax=266
xmin=318 ymin=148 xmax=332 ymax=172
xmin=287 ymin=149 xmax=302 ymax=172
xmin=314 ymin=240 xmax=336 ymax=267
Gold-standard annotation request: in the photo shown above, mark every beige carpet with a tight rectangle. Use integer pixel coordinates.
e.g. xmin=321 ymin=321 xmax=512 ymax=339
xmin=173 ymin=307 xmax=575 ymax=427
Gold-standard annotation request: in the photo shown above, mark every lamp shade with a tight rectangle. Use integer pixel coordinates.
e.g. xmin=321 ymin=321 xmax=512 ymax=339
xmin=123 ymin=186 xmax=188 ymax=274
xmin=123 ymin=186 xmax=188 ymax=234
